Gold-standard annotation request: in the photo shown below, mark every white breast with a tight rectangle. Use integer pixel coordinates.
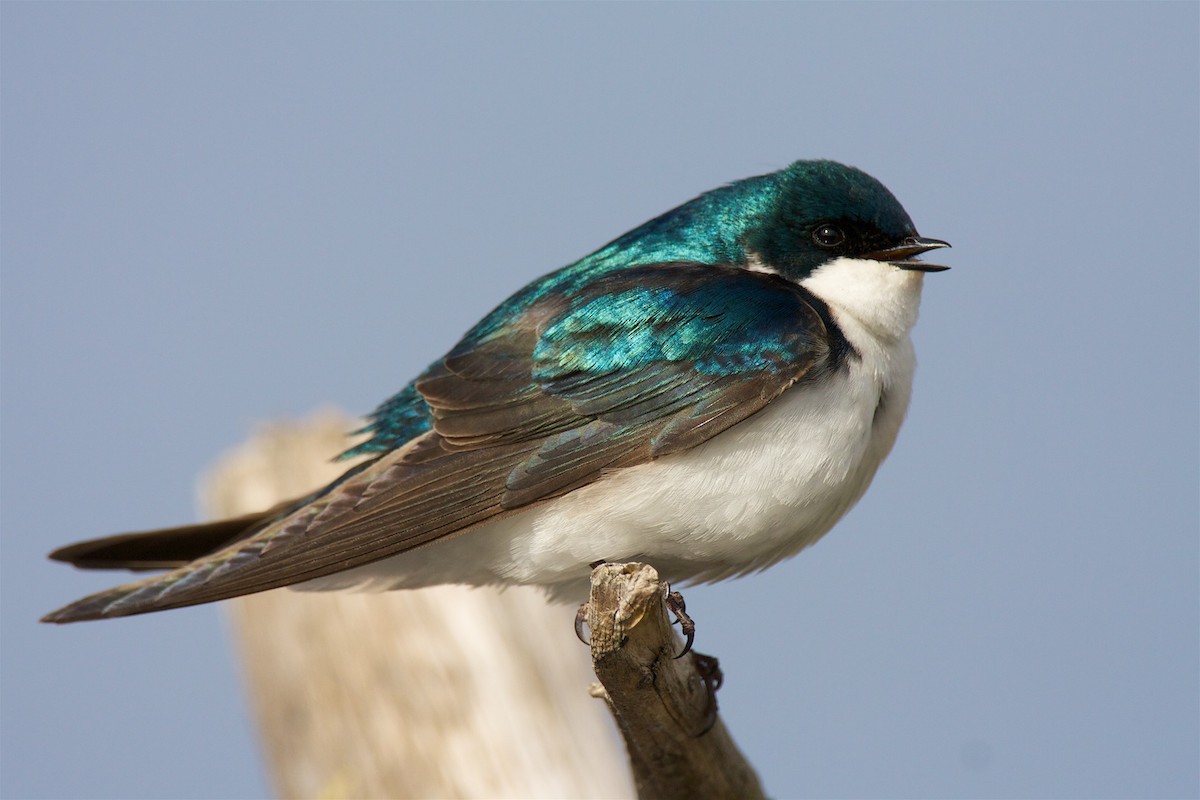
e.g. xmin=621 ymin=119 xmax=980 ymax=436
xmin=303 ymin=259 xmax=927 ymax=601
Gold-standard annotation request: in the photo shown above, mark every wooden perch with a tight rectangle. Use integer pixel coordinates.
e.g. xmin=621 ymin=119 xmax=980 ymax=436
xmin=586 ymin=563 xmax=765 ymax=800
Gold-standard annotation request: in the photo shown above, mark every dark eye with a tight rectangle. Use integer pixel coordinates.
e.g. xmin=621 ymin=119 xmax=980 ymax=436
xmin=813 ymin=224 xmax=845 ymax=248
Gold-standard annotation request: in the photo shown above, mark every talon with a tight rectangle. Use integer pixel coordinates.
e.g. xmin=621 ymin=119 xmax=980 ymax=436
xmin=693 ymin=651 xmax=723 ymax=693
xmin=664 ymin=588 xmax=696 ymax=658
xmin=691 ymin=651 xmax=723 ymax=733
xmin=574 ymin=602 xmax=590 ymax=645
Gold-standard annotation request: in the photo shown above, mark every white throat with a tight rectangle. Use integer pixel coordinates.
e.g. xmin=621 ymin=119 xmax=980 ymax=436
xmin=800 ymin=257 xmax=925 ymax=343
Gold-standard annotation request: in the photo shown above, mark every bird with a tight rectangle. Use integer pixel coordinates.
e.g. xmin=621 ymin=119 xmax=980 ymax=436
xmin=42 ymin=159 xmax=950 ymax=624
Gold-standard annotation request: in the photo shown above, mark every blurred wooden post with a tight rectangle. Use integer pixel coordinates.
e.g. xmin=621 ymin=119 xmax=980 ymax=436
xmin=200 ymin=411 xmax=634 ymax=799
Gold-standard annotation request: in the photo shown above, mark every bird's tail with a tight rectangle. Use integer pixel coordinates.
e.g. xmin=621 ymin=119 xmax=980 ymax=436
xmin=47 ymin=509 xmax=278 ymax=572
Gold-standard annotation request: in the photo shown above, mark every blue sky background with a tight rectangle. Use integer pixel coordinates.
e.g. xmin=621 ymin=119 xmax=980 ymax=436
xmin=3 ymin=3 xmax=1197 ymax=798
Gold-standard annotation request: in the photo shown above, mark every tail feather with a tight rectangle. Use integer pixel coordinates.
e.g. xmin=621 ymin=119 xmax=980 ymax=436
xmin=48 ymin=509 xmax=277 ymax=572
xmin=40 ymin=508 xmax=293 ymax=623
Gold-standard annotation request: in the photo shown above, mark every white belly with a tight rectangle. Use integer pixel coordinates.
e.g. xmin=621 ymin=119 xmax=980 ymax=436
xmin=305 ymin=335 xmax=916 ymax=602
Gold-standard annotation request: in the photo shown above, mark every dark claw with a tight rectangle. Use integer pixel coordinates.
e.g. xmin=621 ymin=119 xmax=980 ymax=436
xmin=692 ymin=651 xmax=723 ymax=694
xmin=664 ymin=589 xmax=695 ymax=658
xmin=574 ymin=602 xmax=590 ymax=646
xmin=575 ymin=560 xmax=610 ymax=646
xmin=692 ymin=651 xmax=723 ymax=733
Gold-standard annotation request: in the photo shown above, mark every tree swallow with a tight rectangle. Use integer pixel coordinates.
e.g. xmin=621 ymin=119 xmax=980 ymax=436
xmin=43 ymin=160 xmax=950 ymax=623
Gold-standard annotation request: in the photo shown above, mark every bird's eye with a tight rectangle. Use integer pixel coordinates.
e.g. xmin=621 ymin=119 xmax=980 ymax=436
xmin=813 ymin=224 xmax=845 ymax=248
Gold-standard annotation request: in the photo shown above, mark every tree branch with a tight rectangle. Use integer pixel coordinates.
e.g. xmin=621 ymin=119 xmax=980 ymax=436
xmin=586 ymin=563 xmax=765 ymax=800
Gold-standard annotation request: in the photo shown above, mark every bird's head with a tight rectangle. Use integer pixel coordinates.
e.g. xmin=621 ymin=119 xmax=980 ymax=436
xmin=553 ymin=160 xmax=949 ymax=343
xmin=743 ymin=160 xmax=950 ymax=282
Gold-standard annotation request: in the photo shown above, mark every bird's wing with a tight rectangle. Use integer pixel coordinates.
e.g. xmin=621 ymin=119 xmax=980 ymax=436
xmin=44 ymin=263 xmax=834 ymax=622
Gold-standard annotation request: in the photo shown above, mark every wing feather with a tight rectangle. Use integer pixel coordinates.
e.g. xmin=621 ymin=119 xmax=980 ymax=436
xmin=43 ymin=263 xmax=832 ymax=622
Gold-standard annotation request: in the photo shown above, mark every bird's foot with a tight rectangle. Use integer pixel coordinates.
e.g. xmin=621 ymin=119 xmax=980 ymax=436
xmin=690 ymin=650 xmax=724 ymax=733
xmin=576 ymin=565 xmax=703 ymax=662
xmin=664 ymin=587 xmax=695 ymax=658
xmin=692 ymin=651 xmax=723 ymax=693
xmin=574 ymin=601 xmax=590 ymax=645
xmin=574 ymin=559 xmax=610 ymax=646
xmin=664 ymin=586 xmax=721 ymax=718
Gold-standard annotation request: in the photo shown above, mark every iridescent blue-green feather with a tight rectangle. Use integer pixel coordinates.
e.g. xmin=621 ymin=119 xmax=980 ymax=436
xmin=342 ymin=160 xmax=891 ymax=461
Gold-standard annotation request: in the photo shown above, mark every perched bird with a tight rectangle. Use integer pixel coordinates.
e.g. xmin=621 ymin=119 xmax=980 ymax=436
xmin=43 ymin=160 xmax=949 ymax=624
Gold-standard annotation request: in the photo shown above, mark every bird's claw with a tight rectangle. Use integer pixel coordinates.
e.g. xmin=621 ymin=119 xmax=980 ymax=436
xmin=692 ymin=651 xmax=723 ymax=694
xmin=665 ymin=588 xmax=723 ymax=734
xmin=665 ymin=588 xmax=695 ymax=658
xmin=577 ymin=569 xmax=697 ymax=659
xmin=574 ymin=602 xmax=590 ymax=646
xmin=574 ymin=560 xmax=609 ymax=647
xmin=691 ymin=651 xmax=723 ymax=733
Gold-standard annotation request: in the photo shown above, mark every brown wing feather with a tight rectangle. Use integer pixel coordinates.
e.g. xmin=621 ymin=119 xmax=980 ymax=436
xmin=42 ymin=264 xmax=830 ymax=622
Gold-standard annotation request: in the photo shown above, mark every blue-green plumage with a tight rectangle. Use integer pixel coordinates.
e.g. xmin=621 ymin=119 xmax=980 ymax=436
xmin=43 ymin=158 xmax=949 ymax=623
xmin=345 ymin=159 xmax=908 ymax=461
xmin=340 ymin=384 xmax=431 ymax=458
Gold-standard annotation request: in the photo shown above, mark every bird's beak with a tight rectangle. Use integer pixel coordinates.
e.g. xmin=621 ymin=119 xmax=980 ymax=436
xmin=866 ymin=236 xmax=952 ymax=272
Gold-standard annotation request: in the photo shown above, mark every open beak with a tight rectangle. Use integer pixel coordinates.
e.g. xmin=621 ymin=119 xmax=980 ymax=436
xmin=866 ymin=236 xmax=951 ymax=272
